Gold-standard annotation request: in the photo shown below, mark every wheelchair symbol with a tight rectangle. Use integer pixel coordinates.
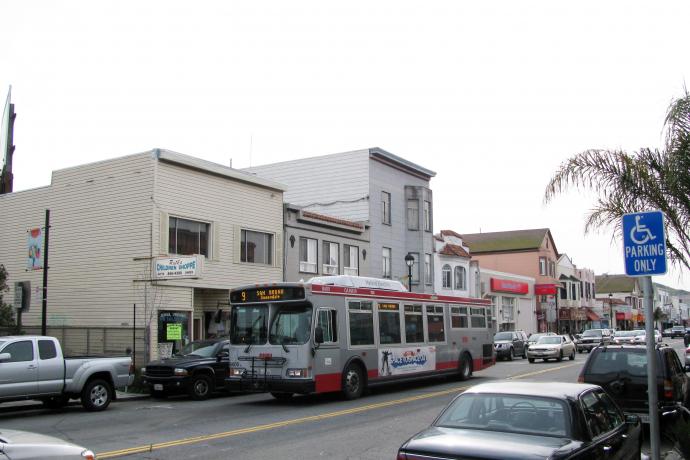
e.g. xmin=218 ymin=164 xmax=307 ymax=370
xmin=629 ymin=215 xmax=656 ymax=245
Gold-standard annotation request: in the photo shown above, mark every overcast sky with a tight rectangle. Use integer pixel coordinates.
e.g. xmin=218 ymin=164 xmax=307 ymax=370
xmin=2 ymin=1 xmax=689 ymax=291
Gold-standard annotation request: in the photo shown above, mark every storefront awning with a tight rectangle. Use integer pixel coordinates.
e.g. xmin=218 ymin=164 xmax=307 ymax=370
xmin=585 ymin=308 xmax=601 ymax=321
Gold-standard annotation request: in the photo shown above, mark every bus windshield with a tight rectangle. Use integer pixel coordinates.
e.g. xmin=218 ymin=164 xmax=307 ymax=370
xmin=230 ymin=305 xmax=268 ymax=345
xmin=270 ymin=304 xmax=313 ymax=345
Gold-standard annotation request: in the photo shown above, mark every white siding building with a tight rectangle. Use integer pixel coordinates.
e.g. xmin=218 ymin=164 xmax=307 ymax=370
xmin=1 ymin=149 xmax=285 ymax=361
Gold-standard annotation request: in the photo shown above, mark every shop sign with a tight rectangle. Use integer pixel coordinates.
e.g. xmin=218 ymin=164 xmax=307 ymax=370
xmin=559 ymin=308 xmax=571 ymax=320
xmin=535 ymin=284 xmax=557 ymax=295
xmin=166 ymin=323 xmax=182 ymax=340
xmin=154 ymin=256 xmax=202 ymax=279
xmin=490 ymin=278 xmax=529 ymax=295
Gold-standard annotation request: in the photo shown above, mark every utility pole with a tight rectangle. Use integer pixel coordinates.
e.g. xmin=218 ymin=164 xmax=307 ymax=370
xmin=41 ymin=209 xmax=50 ymax=336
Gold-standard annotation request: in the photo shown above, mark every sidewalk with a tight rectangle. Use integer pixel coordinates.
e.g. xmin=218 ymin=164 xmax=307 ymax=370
xmin=116 ymin=389 xmax=150 ymax=401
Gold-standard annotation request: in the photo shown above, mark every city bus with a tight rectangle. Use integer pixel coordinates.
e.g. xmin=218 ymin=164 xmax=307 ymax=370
xmin=226 ymin=275 xmax=495 ymax=400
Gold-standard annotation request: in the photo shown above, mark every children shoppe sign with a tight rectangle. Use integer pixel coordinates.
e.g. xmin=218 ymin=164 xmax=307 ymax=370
xmin=154 ymin=256 xmax=202 ymax=279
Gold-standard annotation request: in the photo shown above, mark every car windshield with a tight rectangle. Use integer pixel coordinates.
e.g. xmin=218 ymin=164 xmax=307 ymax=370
xmin=615 ymin=331 xmax=638 ymax=337
xmin=494 ymin=332 xmax=512 ymax=341
xmin=673 ymin=326 xmax=684 ymax=330
xmin=582 ymin=330 xmax=602 ymax=337
xmin=178 ymin=341 xmax=219 ymax=357
xmin=528 ymin=334 xmax=546 ymax=342
xmin=589 ymin=349 xmax=648 ymax=376
xmin=633 ymin=330 xmax=646 ymax=336
xmin=435 ymin=393 xmax=569 ymax=438
xmin=230 ymin=305 xmax=268 ymax=345
xmin=269 ymin=304 xmax=313 ymax=345
xmin=537 ymin=337 xmax=561 ymax=344
xmin=0 ymin=341 xmax=5 ymax=349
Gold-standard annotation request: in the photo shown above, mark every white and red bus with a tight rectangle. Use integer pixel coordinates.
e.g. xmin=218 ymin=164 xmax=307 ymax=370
xmin=226 ymin=275 xmax=495 ymax=400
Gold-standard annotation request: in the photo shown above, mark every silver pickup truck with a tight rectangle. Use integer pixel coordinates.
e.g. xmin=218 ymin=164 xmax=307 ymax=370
xmin=0 ymin=336 xmax=134 ymax=411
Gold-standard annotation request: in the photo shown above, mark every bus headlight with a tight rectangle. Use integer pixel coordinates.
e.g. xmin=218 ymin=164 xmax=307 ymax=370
xmin=229 ymin=368 xmax=245 ymax=377
xmin=287 ymin=368 xmax=309 ymax=378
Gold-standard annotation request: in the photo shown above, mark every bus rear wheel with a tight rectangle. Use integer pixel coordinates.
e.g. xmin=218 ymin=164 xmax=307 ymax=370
xmin=342 ymin=364 xmax=364 ymax=400
xmin=458 ymin=354 xmax=472 ymax=381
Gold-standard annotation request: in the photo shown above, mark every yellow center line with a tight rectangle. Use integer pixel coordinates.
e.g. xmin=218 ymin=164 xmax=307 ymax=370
xmin=98 ymin=363 xmax=578 ymax=458
xmin=506 ymin=362 xmax=580 ymax=380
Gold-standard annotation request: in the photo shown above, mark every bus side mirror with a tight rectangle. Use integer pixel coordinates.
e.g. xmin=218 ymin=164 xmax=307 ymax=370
xmin=314 ymin=327 xmax=324 ymax=345
xmin=0 ymin=353 xmax=11 ymax=362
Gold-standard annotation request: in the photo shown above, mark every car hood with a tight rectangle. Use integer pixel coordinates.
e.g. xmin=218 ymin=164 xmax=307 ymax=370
xmin=494 ymin=340 xmax=513 ymax=345
xmin=146 ymin=356 xmax=213 ymax=367
xmin=402 ymin=426 xmax=580 ymax=459
xmin=530 ymin=344 xmax=560 ymax=350
xmin=0 ymin=429 xmax=88 ymax=455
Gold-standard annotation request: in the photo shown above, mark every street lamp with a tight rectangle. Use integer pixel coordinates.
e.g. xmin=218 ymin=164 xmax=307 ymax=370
xmin=404 ymin=253 xmax=415 ymax=292
xmin=608 ymin=293 xmax=613 ymax=330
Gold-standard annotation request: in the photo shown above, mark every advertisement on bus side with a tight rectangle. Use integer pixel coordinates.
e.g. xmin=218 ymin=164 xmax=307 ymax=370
xmin=378 ymin=346 xmax=436 ymax=376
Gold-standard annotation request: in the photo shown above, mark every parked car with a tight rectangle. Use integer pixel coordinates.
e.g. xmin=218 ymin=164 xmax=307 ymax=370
xmin=670 ymin=325 xmax=686 ymax=339
xmin=612 ymin=330 xmax=642 ymax=345
xmin=525 ymin=332 xmax=555 ymax=350
xmin=685 ymin=345 xmax=690 ymax=371
xmin=0 ymin=336 xmax=133 ymax=411
xmin=526 ymin=335 xmax=576 ymax=363
xmin=493 ymin=331 xmax=527 ymax=360
xmin=142 ymin=338 xmax=230 ymax=400
xmin=0 ymin=428 xmax=95 ymax=460
xmin=578 ymin=344 xmax=690 ymax=423
xmin=576 ymin=328 xmax=612 ymax=353
xmin=630 ymin=329 xmax=662 ymax=345
xmin=663 ymin=328 xmax=674 ymax=338
xmin=397 ymin=381 xmax=642 ymax=460
xmin=685 ymin=329 xmax=690 ymax=347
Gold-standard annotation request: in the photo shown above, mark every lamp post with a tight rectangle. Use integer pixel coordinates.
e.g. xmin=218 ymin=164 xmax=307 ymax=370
xmin=608 ymin=293 xmax=613 ymax=330
xmin=404 ymin=253 xmax=415 ymax=292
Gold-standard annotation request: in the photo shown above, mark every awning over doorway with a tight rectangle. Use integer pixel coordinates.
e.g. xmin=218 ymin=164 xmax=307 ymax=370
xmin=585 ymin=308 xmax=601 ymax=321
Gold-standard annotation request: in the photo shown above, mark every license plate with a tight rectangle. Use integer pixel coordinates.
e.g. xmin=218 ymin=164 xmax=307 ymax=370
xmin=154 ymin=384 xmax=163 ymax=391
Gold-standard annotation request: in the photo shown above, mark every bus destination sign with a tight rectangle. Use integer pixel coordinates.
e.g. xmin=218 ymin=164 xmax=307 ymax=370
xmin=230 ymin=286 xmax=305 ymax=304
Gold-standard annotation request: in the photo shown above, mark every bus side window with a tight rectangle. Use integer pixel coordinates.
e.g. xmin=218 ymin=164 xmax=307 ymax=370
xmin=426 ymin=305 xmax=446 ymax=342
xmin=318 ymin=309 xmax=338 ymax=343
xmin=348 ymin=301 xmax=374 ymax=346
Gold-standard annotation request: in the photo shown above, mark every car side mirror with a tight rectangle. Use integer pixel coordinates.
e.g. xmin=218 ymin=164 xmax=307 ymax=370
xmin=0 ymin=353 xmax=11 ymax=362
xmin=216 ymin=351 xmax=229 ymax=361
xmin=685 ymin=364 xmax=690 ymax=373
xmin=314 ymin=326 xmax=324 ymax=345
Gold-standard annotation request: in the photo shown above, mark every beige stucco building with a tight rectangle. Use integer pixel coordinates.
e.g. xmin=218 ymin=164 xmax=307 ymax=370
xmin=1 ymin=149 xmax=285 ymax=361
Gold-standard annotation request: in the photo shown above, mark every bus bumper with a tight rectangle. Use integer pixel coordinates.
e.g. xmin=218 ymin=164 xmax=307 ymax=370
xmin=226 ymin=376 xmax=315 ymax=394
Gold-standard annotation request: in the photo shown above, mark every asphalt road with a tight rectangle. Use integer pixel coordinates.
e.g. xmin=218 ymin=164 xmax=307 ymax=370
xmin=0 ymin=338 xmax=687 ymax=459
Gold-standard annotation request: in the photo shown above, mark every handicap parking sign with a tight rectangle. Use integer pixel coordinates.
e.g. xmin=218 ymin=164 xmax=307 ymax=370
xmin=622 ymin=211 xmax=667 ymax=277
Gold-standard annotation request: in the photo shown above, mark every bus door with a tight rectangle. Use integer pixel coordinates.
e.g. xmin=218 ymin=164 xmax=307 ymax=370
xmin=313 ymin=307 xmax=342 ymax=393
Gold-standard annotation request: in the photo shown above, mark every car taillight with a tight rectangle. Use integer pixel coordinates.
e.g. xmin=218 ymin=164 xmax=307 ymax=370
xmin=664 ymin=379 xmax=673 ymax=399
xmin=577 ymin=373 xmax=584 ymax=383
xmin=396 ymin=452 xmax=407 ymax=460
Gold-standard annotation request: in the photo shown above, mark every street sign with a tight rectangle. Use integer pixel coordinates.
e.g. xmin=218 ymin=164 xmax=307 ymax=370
xmin=622 ymin=211 xmax=667 ymax=277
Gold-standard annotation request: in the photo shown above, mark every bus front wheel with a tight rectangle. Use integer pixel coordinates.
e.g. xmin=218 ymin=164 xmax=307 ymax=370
xmin=342 ymin=364 xmax=365 ymax=400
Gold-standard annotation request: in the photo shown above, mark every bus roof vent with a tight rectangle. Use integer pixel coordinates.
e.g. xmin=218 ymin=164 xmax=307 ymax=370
xmin=308 ymin=275 xmax=409 ymax=292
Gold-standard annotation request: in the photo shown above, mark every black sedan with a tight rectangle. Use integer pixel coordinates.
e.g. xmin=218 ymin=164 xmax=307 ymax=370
xmin=397 ymin=381 xmax=642 ymax=460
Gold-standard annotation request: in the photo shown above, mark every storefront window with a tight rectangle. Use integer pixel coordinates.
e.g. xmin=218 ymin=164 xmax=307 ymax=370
xmin=158 ymin=311 xmax=190 ymax=358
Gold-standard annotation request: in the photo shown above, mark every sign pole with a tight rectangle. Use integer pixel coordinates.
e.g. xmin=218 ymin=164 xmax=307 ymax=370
xmin=41 ymin=209 xmax=50 ymax=336
xmin=643 ymin=275 xmax=660 ymax=460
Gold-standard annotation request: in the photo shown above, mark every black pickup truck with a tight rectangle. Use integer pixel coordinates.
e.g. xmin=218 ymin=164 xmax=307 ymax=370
xmin=142 ymin=339 xmax=230 ymax=400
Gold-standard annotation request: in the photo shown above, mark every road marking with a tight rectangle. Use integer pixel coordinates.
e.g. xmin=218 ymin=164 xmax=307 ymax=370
xmin=507 ymin=362 xmax=580 ymax=380
xmin=98 ymin=363 xmax=579 ymax=458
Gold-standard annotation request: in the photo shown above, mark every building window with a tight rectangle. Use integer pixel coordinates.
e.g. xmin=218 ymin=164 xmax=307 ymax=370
xmin=549 ymin=261 xmax=555 ymax=278
xmin=454 ymin=266 xmax=466 ymax=290
xmin=344 ymin=245 xmax=359 ymax=276
xmin=409 ymin=252 xmax=420 ymax=283
xmin=407 ymin=200 xmax=419 ymax=230
xmin=423 ymin=201 xmax=432 ymax=232
xmin=501 ymin=297 xmax=515 ymax=322
xmin=378 ymin=303 xmax=401 ymax=345
xmin=442 ymin=265 xmax=452 ymax=288
xmin=570 ymin=283 xmax=578 ymax=300
xmin=299 ymin=237 xmax=317 ymax=273
xmin=404 ymin=305 xmax=424 ymax=343
xmin=425 ymin=254 xmax=432 ymax=284
xmin=539 ymin=257 xmax=546 ymax=276
xmin=241 ymin=229 xmax=273 ymax=264
xmin=560 ymin=286 xmax=567 ymax=300
xmin=382 ymin=247 xmax=392 ymax=278
xmin=426 ymin=305 xmax=445 ymax=342
xmin=322 ymin=241 xmax=340 ymax=275
xmin=348 ymin=300 xmax=374 ymax=346
xmin=169 ymin=217 xmax=209 ymax=257
xmin=381 ymin=191 xmax=391 ymax=225
xmin=451 ymin=306 xmax=469 ymax=328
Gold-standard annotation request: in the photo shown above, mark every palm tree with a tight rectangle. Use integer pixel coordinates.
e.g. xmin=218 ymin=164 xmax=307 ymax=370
xmin=544 ymin=90 xmax=690 ymax=270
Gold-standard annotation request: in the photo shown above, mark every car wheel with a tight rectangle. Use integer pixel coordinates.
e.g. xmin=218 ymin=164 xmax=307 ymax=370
xmin=522 ymin=348 xmax=527 ymax=359
xmin=569 ymin=350 xmax=575 ymax=361
xmin=342 ymin=363 xmax=365 ymax=400
xmin=270 ymin=392 xmax=294 ymax=400
xmin=528 ymin=357 xmax=535 ymax=363
xmin=189 ymin=375 xmax=214 ymax=401
xmin=557 ymin=351 xmax=563 ymax=362
xmin=578 ymin=349 xmax=582 ymax=354
xmin=458 ymin=354 xmax=472 ymax=381
xmin=81 ymin=379 xmax=113 ymax=412
xmin=508 ymin=348 xmax=514 ymax=361
xmin=543 ymin=358 xmax=549 ymax=362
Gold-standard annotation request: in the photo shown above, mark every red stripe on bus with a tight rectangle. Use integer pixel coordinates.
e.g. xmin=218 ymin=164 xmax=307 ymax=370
xmin=435 ymin=361 xmax=458 ymax=370
xmin=368 ymin=369 xmax=378 ymax=379
xmin=310 ymin=284 xmax=490 ymax=306
xmin=315 ymin=373 xmax=341 ymax=393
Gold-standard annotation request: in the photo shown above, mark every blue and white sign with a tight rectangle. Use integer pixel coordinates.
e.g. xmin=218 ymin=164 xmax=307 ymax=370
xmin=622 ymin=211 xmax=667 ymax=277
xmin=154 ymin=256 xmax=202 ymax=279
